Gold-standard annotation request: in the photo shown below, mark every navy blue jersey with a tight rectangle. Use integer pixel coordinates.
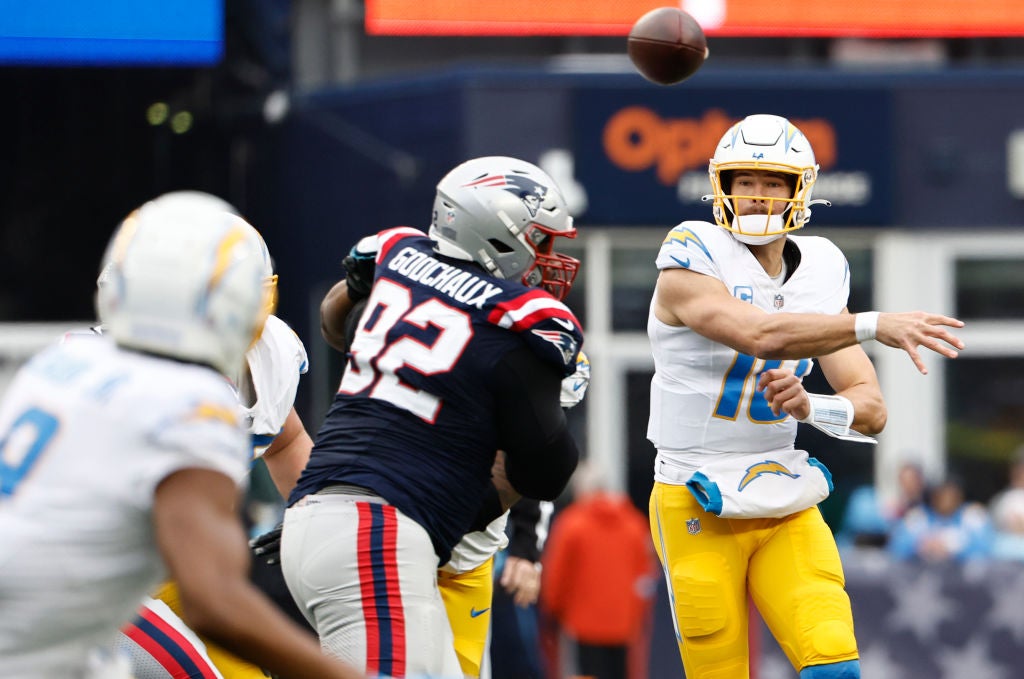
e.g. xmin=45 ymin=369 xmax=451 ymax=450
xmin=291 ymin=227 xmax=583 ymax=564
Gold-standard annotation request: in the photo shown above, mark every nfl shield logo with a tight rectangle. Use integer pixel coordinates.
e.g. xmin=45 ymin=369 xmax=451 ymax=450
xmin=774 ymin=294 xmax=785 ymax=309
xmin=686 ymin=517 xmax=702 ymax=535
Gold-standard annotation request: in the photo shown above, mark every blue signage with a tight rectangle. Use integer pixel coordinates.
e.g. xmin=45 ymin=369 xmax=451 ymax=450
xmin=572 ymin=86 xmax=893 ymax=227
xmin=0 ymin=1 xmax=223 ymax=65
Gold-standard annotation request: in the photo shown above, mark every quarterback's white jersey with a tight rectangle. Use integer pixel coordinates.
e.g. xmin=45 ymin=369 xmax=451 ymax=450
xmin=0 ymin=337 xmax=250 ymax=678
xmin=233 ymin=314 xmax=309 ymax=457
xmin=647 ymin=221 xmax=849 ymax=469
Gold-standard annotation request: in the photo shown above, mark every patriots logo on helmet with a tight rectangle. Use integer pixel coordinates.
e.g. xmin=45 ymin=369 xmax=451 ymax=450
xmin=531 ymin=329 xmax=578 ymax=366
xmin=463 ymin=173 xmax=549 ymax=218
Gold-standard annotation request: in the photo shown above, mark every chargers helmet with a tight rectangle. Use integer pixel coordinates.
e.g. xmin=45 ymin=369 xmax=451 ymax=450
xmin=429 ymin=156 xmax=580 ymax=300
xmin=96 ymin=195 xmax=276 ymax=376
xmin=708 ymin=114 xmax=823 ymax=244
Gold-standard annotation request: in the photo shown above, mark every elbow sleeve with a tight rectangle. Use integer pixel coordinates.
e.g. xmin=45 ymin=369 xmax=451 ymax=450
xmin=504 ymin=426 xmax=578 ymax=501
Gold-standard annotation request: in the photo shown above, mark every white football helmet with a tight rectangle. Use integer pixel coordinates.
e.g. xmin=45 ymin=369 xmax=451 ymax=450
xmin=96 ymin=195 xmax=276 ymax=376
xmin=429 ymin=156 xmax=579 ymax=300
xmin=708 ymin=114 xmax=822 ymax=244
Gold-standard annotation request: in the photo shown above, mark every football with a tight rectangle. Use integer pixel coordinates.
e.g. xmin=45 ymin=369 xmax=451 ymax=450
xmin=627 ymin=7 xmax=707 ymax=86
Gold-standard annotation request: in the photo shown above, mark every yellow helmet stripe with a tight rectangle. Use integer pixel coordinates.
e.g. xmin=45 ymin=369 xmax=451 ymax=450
xmin=207 ymin=224 xmax=249 ymax=292
xmin=110 ymin=212 xmax=141 ymax=265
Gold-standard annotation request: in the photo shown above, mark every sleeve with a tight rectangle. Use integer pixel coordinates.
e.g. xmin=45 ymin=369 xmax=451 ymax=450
xmin=245 ymin=316 xmax=308 ymax=449
xmin=492 ymin=345 xmax=579 ymax=500
xmin=131 ymin=383 xmax=251 ymax=507
xmin=506 ymin=498 xmax=551 ymax=562
xmin=818 ymin=238 xmax=852 ymax=314
xmin=655 ymin=221 xmax=719 ymax=277
xmin=487 ymin=289 xmax=584 ymax=377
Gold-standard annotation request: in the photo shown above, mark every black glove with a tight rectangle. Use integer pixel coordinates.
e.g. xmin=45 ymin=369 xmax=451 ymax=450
xmin=342 ymin=243 xmax=376 ymax=302
xmin=250 ymin=523 xmax=283 ymax=566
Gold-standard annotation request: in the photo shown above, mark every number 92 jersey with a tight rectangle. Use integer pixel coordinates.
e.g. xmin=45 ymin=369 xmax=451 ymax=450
xmin=647 ymin=220 xmax=849 ymax=458
xmin=291 ymin=227 xmax=583 ymax=563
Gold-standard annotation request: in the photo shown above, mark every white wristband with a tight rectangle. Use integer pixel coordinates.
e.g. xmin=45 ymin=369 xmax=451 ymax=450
xmin=797 ymin=393 xmax=854 ymax=434
xmin=854 ymin=312 xmax=879 ymax=343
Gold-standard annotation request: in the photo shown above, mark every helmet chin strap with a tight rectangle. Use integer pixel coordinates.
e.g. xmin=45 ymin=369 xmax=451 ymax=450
xmin=731 ymin=214 xmax=787 ymax=245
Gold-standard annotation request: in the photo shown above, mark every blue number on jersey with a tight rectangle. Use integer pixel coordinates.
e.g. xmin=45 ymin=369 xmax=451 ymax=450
xmin=714 ymin=354 xmax=811 ymax=424
xmin=0 ymin=407 xmax=59 ymax=497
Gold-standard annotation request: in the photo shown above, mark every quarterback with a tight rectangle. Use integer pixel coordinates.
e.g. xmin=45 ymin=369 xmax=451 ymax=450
xmin=647 ymin=114 xmax=965 ymax=679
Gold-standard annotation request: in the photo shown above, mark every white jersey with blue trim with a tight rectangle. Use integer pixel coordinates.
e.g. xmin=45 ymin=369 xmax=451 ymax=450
xmin=647 ymin=220 xmax=849 ymax=472
xmin=0 ymin=337 xmax=250 ymax=677
xmin=234 ymin=314 xmax=308 ymax=458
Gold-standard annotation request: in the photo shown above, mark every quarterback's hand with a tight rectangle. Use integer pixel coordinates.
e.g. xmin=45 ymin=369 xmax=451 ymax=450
xmin=341 ymin=236 xmax=378 ymax=302
xmin=249 ymin=523 xmax=283 ymax=566
xmin=757 ymin=368 xmax=810 ymax=420
xmin=875 ymin=312 xmax=965 ymax=375
xmin=560 ymin=350 xmax=591 ymax=409
xmin=501 ymin=556 xmax=541 ymax=608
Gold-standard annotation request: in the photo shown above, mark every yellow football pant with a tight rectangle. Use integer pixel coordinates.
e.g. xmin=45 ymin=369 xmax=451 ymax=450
xmin=437 ymin=557 xmax=494 ymax=678
xmin=154 ymin=581 xmax=268 ymax=679
xmin=650 ymin=482 xmax=858 ymax=679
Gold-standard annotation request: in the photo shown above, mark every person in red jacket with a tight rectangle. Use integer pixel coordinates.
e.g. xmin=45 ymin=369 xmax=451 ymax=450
xmin=540 ymin=461 xmax=658 ymax=679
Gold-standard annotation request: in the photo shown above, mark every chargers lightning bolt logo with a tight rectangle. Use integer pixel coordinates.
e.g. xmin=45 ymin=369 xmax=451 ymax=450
xmin=663 ymin=227 xmax=713 ymax=267
xmin=738 ymin=460 xmax=800 ymax=491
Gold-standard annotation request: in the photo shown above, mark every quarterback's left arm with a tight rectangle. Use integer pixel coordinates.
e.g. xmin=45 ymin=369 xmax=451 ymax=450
xmin=261 ymin=407 xmax=313 ymax=498
xmin=758 ymin=338 xmax=887 ymax=436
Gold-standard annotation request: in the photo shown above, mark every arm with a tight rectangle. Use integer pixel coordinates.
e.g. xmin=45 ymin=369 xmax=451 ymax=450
xmin=153 ymin=468 xmax=363 ymax=679
xmin=758 ymin=343 xmax=887 ymax=436
xmin=653 ymin=267 xmax=964 ymax=374
xmin=492 ymin=346 xmax=579 ymax=501
xmin=261 ymin=407 xmax=313 ymax=498
xmin=320 ymin=279 xmax=359 ymax=352
xmin=501 ymin=498 xmax=547 ymax=608
xmin=322 ymin=238 xmax=377 ymax=351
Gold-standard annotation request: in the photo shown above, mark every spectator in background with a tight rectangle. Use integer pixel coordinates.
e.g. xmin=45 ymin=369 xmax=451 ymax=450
xmin=887 ymin=461 xmax=928 ymax=520
xmin=539 ymin=460 xmax=657 ymax=679
xmin=989 ymin=446 xmax=1024 ymax=561
xmin=888 ymin=475 xmax=994 ymax=563
xmin=837 ymin=460 xmax=929 ymax=549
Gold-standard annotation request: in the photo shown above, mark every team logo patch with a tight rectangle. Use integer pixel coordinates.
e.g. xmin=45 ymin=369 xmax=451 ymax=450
xmin=686 ymin=517 xmax=702 ymax=535
xmin=463 ymin=173 xmax=548 ymax=218
xmin=734 ymin=285 xmax=753 ymax=303
xmin=738 ymin=460 xmax=800 ymax=491
xmin=774 ymin=293 xmax=785 ymax=309
xmin=531 ymin=329 xmax=578 ymax=365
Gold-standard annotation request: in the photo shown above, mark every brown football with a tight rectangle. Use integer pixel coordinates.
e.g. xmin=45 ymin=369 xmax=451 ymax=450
xmin=627 ymin=7 xmax=707 ymax=86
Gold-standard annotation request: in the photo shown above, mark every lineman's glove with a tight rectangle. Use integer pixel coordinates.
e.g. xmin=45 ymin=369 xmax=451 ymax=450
xmin=560 ymin=350 xmax=591 ymax=409
xmin=250 ymin=523 xmax=283 ymax=566
xmin=342 ymin=236 xmax=378 ymax=302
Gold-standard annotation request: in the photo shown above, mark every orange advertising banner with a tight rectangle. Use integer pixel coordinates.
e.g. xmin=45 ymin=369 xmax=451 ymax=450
xmin=365 ymin=0 xmax=1024 ymax=37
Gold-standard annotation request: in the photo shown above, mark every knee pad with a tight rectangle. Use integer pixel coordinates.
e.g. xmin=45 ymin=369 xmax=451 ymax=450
xmin=800 ymin=659 xmax=860 ymax=679
xmin=795 ymin=584 xmax=857 ymax=663
xmin=670 ymin=553 xmax=733 ymax=639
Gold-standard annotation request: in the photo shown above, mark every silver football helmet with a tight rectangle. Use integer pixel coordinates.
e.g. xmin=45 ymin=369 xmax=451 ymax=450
xmin=96 ymin=195 xmax=276 ymax=376
xmin=429 ymin=156 xmax=579 ymax=300
xmin=708 ymin=114 xmax=822 ymax=244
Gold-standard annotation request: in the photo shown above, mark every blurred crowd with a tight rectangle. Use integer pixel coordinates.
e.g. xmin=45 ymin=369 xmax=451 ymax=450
xmin=838 ymin=446 xmax=1024 ymax=563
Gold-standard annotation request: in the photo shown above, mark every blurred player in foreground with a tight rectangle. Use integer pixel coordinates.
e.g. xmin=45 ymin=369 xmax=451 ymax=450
xmin=282 ymin=156 xmax=583 ymax=676
xmin=0 ymin=198 xmax=361 ymax=679
xmin=102 ymin=192 xmax=314 ymax=679
xmin=646 ymin=114 xmax=965 ymax=679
